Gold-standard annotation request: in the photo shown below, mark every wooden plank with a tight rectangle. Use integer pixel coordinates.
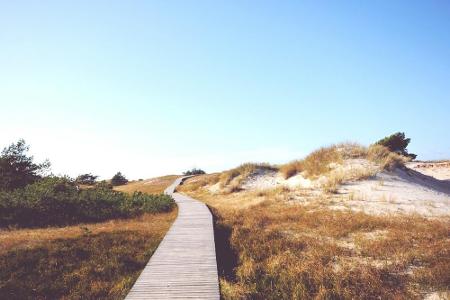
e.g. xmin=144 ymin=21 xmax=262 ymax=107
xmin=126 ymin=177 xmax=220 ymax=300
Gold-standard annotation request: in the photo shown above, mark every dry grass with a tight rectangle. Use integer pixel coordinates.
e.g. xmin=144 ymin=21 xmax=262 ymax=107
xmin=219 ymin=163 xmax=277 ymax=187
xmin=114 ymin=175 xmax=179 ymax=195
xmin=177 ymin=143 xmax=447 ymax=299
xmin=279 ymin=160 xmax=303 ymax=179
xmin=322 ymin=170 xmax=346 ymax=194
xmin=316 ymin=144 xmax=408 ymax=195
xmin=281 ymin=143 xmax=409 ymax=180
xmin=1 ymin=176 xmax=178 ymax=299
xmin=181 ymin=144 xmax=447 ymax=297
xmin=280 ymin=145 xmax=343 ymax=179
xmin=0 ymin=211 xmax=176 ymax=255
xmin=177 ymin=173 xmax=220 ymax=192
xmin=0 ymin=210 xmax=177 ymax=299
xmin=321 ymin=164 xmax=378 ymax=194
xmin=367 ymin=144 xmax=409 ymax=170
xmin=347 ymin=165 xmax=378 ymax=181
xmin=180 ymin=183 xmax=450 ymax=299
xmin=336 ymin=142 xmax=368 ymax=159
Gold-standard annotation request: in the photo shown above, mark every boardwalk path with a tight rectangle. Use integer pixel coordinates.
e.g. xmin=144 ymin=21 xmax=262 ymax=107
xmin=126 ymin=177 xmax=220 ymax=299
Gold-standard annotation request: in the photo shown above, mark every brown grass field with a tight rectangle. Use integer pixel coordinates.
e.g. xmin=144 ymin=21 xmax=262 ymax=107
xmin=114 ymin=175 xmax=179 ymax=195
xmin=0 ymin=176 xmax=179 ymax=300
xmin=178 ymin=175 xmax=450 ymax=299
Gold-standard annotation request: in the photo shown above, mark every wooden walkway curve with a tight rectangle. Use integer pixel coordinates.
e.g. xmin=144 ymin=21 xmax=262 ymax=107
xmin=126 ymin=177 xmax=220 ymax=299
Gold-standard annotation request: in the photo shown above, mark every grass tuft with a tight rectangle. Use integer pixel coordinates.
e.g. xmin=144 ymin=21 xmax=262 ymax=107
xmin=367 ymin=144 xmax=409 ymax=170
xmin=280 ymin=145 xmax=343 ymax=179
xmin=219 ymin=163 xmax=277 ymax=188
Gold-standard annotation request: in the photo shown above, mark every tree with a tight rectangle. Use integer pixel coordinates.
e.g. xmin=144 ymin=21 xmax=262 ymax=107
xmin=76 ymin=173 xmax=98 ymax=185
xmin=0 ymin=139 xmax=50 ymax=190
xmin=111 ymin=172 xmax=128 ymax=186
xmin=376 ymin=132 xmax=417 ymax=159
xmin=183 ymin=168 xmax=206 ymax=176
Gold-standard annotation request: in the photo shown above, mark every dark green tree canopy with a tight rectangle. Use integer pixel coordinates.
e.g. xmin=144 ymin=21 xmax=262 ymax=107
xmin=376 ymin=132 xmax=417 ymax=159
xmin=76 ymin=173 xmax=98 ymax=185
xmin=0 ymin=139 xmax=50 ymax=190
xmin=183 ymin=168 xmax=206 ymax=176
xmin=111 ymin=172 xmax=128 ymax=186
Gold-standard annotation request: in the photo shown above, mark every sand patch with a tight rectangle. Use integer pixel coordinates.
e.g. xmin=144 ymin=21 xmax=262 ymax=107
xmin=408 ymin=161 xmax=450 ymax=181
xmin=334 ymin=168 xmax=450 ymax=217
xmin=240 ymin=168 xmax=312 ymax=191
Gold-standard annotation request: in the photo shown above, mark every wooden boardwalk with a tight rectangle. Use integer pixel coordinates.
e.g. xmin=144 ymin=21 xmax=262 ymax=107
xmin=126 ymin=177 xmax=220 ymax=299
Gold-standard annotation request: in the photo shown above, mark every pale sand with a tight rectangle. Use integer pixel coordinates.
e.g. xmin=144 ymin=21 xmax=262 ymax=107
xmin=407 ymin=161 xmax=450 ymax=181
xmin=334 ymin=168 xmax=450 ymax=217
xmin=231 ymin=160 xmax=450 ymax=218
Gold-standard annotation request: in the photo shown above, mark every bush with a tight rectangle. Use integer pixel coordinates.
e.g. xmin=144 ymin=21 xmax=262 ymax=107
xmin=0 ymin=177 xmax=174 ymax=228
xmin=376 ymin=132 xmax=417 ymax=159
xmin=111 ymin=172 xmax=128 ymax=186
xmin=183 ymin=168 xmax=206 ymax=176
xmin=76 ymin=173 xmax=98 ymax=185
xmin=0 ymin=139 xmax=50 ymax=191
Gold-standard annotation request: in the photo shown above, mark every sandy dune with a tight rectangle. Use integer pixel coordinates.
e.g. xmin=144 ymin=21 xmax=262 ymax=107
xmin=335 ymin=168 xmax=450 ymax=217
xmin=233 ymin=160 xmax=450 ymax=218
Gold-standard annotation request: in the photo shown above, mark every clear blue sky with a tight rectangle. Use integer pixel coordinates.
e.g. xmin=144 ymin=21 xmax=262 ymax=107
xmin=1 ymin=1 xmax=449 ymax=179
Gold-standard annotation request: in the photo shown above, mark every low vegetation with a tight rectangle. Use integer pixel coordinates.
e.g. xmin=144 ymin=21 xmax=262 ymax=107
xmin=179 ymin=183 xmax=450 ymax=299
xmin=183 ymin=168 xmax=206 ymax=175
xmin=280 ymin=146 xmax=343 ymax=179
xmin=114 ymin=175 xmax=180 ymax=195
xmin=367 ymin=144 xmax=408 ymax=171
xmin=219 ymin=163 xmax=277 ymax=188
xmin=111 ymin=172 xmax=128 ymax=186
xmin=0 ymin=211 xmax=177 ymax=300
xmin=177 ymin=173 xmax=220 ymax=193
xmin=0 ymin=176 xmax=174 ymax=228
xmin=376 ymin=131 xmax=417 ymax=160
xmin=0 ymin=139 xmax=50 ymax=191
xmin=0 ymin=139 xmax=179 ymax=298
xmin=181 ymin=140 xmax=412 ymax=199
xmin=281 ymin=139 xmax=411 ymax=180
xmin=178 ymin=133 xmax=447 ymax=299
xmin=76 ymin=173 xmax=98 ymax=185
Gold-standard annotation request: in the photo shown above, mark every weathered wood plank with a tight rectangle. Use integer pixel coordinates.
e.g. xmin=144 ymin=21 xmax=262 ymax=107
xmin=126 ymin=177 xmax=220 ymax=299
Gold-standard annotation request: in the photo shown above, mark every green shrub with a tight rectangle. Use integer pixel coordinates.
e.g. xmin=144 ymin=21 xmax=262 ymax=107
xmin=0 ymin=139 xmax=50 ymax=191
xmin=183 ymin=168 xmax=206 ymax=176
xmin=76 ymin=173 xmax=98 ymax=185
xmin=0 ymin=177 xmax=174 ymax=228
xmin=111 ymin=172 xmax=128 ymax=186
xmin=375 ymin=132 xmax=417 ymax=159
